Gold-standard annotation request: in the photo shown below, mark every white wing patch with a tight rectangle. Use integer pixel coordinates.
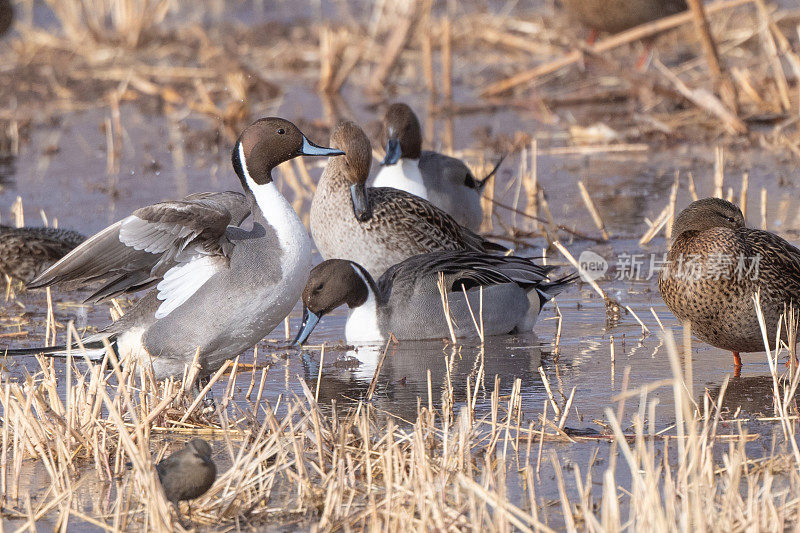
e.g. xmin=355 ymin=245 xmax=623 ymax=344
xmin=154 ymin=255 xmax=225 ymax=319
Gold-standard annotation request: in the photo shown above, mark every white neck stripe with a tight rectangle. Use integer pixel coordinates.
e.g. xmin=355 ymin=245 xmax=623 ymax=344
xmin=350 ymin=263 xmax=372 ymax=296
xmin=238 ymin=142 xmax=254 ymax=184
xmin=345 ymin=263 xmax=382 ymax=343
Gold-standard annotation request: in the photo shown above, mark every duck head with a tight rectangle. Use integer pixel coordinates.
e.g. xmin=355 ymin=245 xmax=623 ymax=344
xmin=381 ymin=103 xmax=422 ymax=165
xmin=671 ymin=198 xmax=745 ymax=241
xmin=232 ymin=117 xmax=344 ymax=189
xmin=294 ymin=259 xmax=374 ymax=345
xmin=187 ymin=438 xmax=213 ymax=460
xmin=329 ymin=120 xmax=374 ymax=222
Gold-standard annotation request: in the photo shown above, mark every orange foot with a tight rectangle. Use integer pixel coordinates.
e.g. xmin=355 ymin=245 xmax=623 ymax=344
xmin=733 ymin=351 xmax=742 ymax=378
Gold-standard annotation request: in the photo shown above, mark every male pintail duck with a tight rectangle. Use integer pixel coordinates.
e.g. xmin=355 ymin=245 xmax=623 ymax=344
xmin=372 ymin=103 xmax=499 ymax=231
xmin=310 ymin=120 xmax=508 ymax=279
xmin=156 ymin=438 xmax=216 ymax=528
xmin=0 ymin=226 xmax=85 ymax=283
xmin=294 ymin=251 xmax=576 ymax=345
xmin=659 ymin=198 xmax=800 ymax=374
xmin=9 ymin=118 xmax=343 ymax=380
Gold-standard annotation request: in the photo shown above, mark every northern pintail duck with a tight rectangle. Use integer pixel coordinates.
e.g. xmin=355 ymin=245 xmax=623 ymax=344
xmin=294 ymin=251 xmax=575 ymax=345
xmin=658 ymin=198 xmax=800 ymax=373
xmin=157 ymin=438 xmax=216 ymax=528
xmin=372 ymin=103 xmax=497 ymax=231
xmin=310 ymin=120 xmax=508 ymax=279
xmin=0 ymin=226 xmax=85 ymax=283
xmin=11 ymin=118 xmax=343 ymax=380
xmin=562 ymin=0 xmax=687 ymax=35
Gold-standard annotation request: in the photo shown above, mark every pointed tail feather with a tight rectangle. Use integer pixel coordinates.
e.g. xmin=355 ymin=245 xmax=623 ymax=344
xmin=535 ymin=273 xmax=579 ymax=306
xmin=474 ymin=155 xmax=505 ymax=193
xmin=2 ymin=340 xmax=111 ymax=361
xmin=482 ymin=238 xmax=513 ymax=255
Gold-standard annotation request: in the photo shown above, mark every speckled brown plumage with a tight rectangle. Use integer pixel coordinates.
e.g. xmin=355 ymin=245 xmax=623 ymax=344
xmin=562 ymin=0 xmax=687 ymax=34
xmin=310 ymin=120 xmax=507 ymax=279
xmin=0 ymin=226 xmax=85 ymax=283
xmin=658 ymin=198 xmax=800 ymax=362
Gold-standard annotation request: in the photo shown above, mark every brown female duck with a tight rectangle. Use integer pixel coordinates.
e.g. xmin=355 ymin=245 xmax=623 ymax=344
xmin=658 ymin=198 xmax=800 ymax=374
xmin=0 ymin=226 xmax=85 ymax=283
xmin=156 ymin=438 xmax=216 ymax=528
xmin=562 ymin=0 xmax=688 ymax=36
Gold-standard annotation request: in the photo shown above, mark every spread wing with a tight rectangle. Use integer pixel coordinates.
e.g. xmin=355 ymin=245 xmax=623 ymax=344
xmin=28 ymin=191 xmax=250 ymax=306
xmin=366 ymin=187 xmax=508 ymax=254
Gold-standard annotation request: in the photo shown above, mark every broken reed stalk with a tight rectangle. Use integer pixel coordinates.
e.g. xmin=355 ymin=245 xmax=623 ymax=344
xmin=653 ymin=59 xmax=747 ymax=134
xmin=685 ymin=0 xmax=740 ymax=113
xmin=436 ymin=272 xmax=457 ymax=344
xmin=3 ymin=332 xmax=800 ymax=530
xmin=419 ymin=0 xmax=436 ymax=106
xmin=714 ymin=146 xmax=724 ymax=198
xmin=665 ymin=171 xmax=680 ymax=241
xmin=577 ymin=181 xmax=609 ymax=241
xmin=754 ymin=0 xmax=792 ymax=112
xmin=367 ymin=0 xmax=417 ymax=94
xmin=550 ymin=240 xmax=608 ymax=303
xmin=740 ymin=172 xmax=749 ymax=217
xmin=11 ymin=196 xmax=23 ymax=228
xmin=480 ymin=0 xmax=757 ymax=96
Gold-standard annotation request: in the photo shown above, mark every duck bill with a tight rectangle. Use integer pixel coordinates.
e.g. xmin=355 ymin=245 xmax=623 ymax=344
xmin=293 ymin=307 xmax=321 ymax=346
xmin=300 ymin=136 xmax=345 ymax=157
xmin=380 ymin=138 xmax=402 ymax=166
xmin=350 ymin=184 xmax=373 ymax=222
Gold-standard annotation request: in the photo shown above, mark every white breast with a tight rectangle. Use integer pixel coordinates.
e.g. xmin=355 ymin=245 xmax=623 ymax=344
xmin=373 ymin=158 xmax=428 ymax=200
xmin=344 ymin=264 xmax=384 ymax=343
xmin=241 ymin=143 xmax=313 ymax=313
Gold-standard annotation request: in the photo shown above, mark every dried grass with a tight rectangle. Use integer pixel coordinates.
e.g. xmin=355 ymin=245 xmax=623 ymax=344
xmin=0 ymin=311 xmax=798 ymax=530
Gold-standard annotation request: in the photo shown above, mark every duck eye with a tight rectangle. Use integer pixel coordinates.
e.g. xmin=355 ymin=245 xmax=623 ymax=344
xmin=277 ymin=128 xmax=285 ymax=135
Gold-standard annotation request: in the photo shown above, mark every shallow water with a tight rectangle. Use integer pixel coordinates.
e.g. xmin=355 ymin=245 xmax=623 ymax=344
xmin=3 ymin=0 xmax=800 ymax=529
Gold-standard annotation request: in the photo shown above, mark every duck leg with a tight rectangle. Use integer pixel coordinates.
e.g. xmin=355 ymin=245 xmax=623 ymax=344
xmin=586 ymin=28 xmax=600 ymax=46
xmin=172 ymin=501 xmax=189 ymax=530
xmin=732 ymin=351 xmax=742 ymax=377
xmin=635 ymin=39 xmax=655 ymax=71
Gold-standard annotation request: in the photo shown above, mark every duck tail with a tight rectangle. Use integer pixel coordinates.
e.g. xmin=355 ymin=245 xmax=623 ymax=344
xmin=2 ymin=340 xmax=112 ymax=361
xmin=536 ymin=273 xmax=579 ymax=306
xmin=482 ymin=239 xmax=513 ymax=255
xmin=474 ymin=155 xmax=506 ymax=192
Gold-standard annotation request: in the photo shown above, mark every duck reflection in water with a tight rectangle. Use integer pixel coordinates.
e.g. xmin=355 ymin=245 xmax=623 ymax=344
xmin=300 ymin=335 xmax=547 ymax=420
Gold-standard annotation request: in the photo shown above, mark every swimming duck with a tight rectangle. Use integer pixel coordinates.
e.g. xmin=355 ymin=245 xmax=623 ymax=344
xmin=9 ymin=118 xmax=344 ymax=380
xmin=372 ymin=103 xmax=498 ymax=231
xmin=310 ymin=120 xmax=508 ymax=279
xmin=294 ymin=251 xmax=575 ymax=345
xmin=658 ymin=198 xmax=800 ymax=373
xmin=156 ymin=438 xmax=216 ymax=528
xmin=0 ymin=226 xmax=85 ymax=283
